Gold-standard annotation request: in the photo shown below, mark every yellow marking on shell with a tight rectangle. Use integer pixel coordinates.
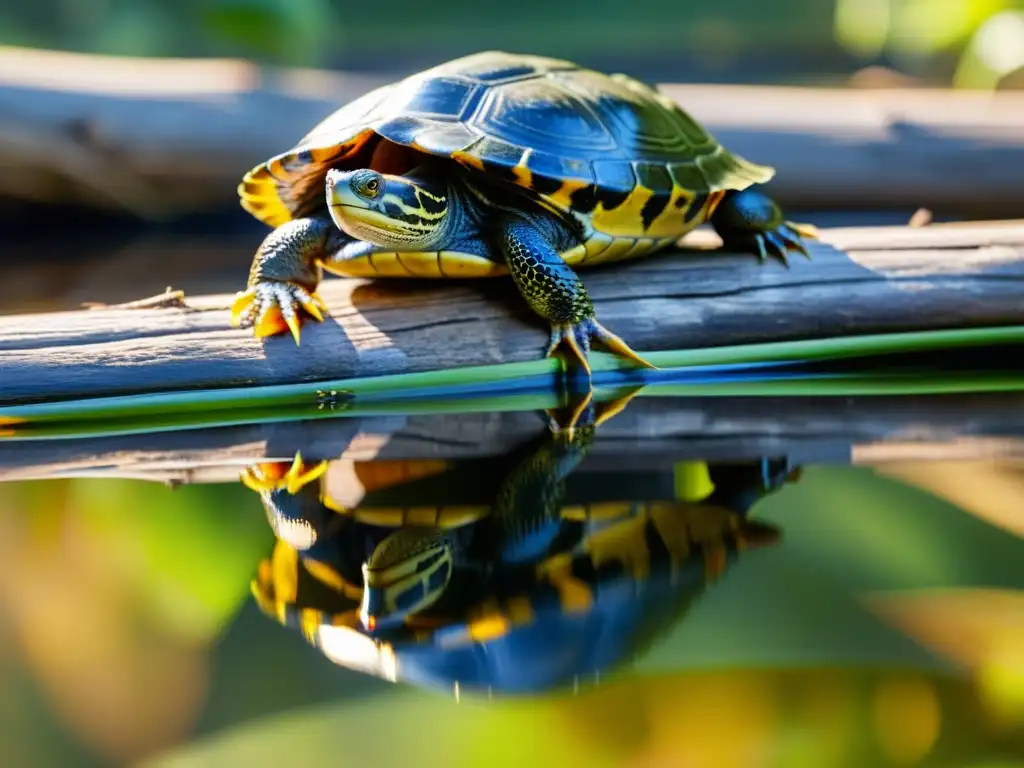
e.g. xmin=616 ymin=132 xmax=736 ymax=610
xmin=325 ymin=251 xmax=504 ymax=278
xmin=540 ymin=178 xmax=591 ymax=211
xmin=622 ymin=238 xmax=656 ymax=261
xmin=451 ymin=150 xmax=486 ymax=172
xmin=238 ymin=163 xmax=293 ymax=228
xmin=466 ymin=613 xmax=512 ymax=642
xmin=405 ymin=506 xmax=446 ymax=527
xmin=511 ymin=160 xmax=533 ymax=188
xmin=643 ymin=186 xmax=697 ymax=238
xmin=505 ymin=596 xmax=535 ymax=625
xmin=536 ymin=553 xmax=594 ymax=613
xmin=323 ymin=256 xmax=377 ymax=278
xmin=561 ymin=502 xmax=636 ymax=521
xmin=439 ymin=251 xmax=508 ymax=277
xmin=587 ymin=184 xmax=653 ymax=237
xmin=582 ymin=232 xmax=613 ymax=262
xmin=366 ymin=252 xmax=410 ymax=277
xmin=310 ymin=146 xmax=342 ymax=164
xmin=584 ymin=512 xmax=654 ymax=580
xmin=395 ymin=253 xmax=442 ymax=278
xmin=303 ymin=559 xmax=363 ymax=599
xmin=344 ymin=505 xmax=489 ymax=528
xmin=329 ymin=610 xmax=361 ymax=629
xmin=348 ymin=508 xmax=405 ymax=527
xmin=559 ymin=243 xmax=588 ymax=266
xmin=355 ymin=459 xmax=453 ymax=492
xmin=646 ymin=504 xmax=694 ymax=565
xmin=586 ymin=237 xmax=638 ymax=264
xmin=238 ymin=135 xmax=370 ymax=228
xmin=707 ymin=189 xmax=727 ymax=217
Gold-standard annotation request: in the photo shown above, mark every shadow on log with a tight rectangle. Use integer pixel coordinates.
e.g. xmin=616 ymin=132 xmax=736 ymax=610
xmin=1 ymin=219 xmax=1023 ymax=405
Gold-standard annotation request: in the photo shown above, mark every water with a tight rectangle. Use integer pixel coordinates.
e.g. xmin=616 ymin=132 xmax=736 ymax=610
xmin=2 ymin=217 xmax=1024 ymax=767
xmin=1 ymin=390 xmax=1024 ymax=768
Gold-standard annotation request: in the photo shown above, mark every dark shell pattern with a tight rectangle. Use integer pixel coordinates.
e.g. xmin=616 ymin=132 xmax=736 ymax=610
xmin=239 ymin=51 xmax=774 ymax=249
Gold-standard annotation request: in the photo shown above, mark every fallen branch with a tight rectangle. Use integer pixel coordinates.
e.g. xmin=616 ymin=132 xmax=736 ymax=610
xmin=2 ymin=46 xmax=1024 ymax=218
xmin=1 ymin=220 xmax=1022 ymax=406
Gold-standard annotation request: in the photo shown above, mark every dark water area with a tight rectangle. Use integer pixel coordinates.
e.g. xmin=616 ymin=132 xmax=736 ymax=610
xmin=2 ymin=216 xmax=1024 ymax=768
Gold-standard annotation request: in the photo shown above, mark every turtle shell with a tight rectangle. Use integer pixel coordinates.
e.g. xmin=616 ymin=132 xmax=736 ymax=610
xmin=239 ymin=51 xmax=774 ymax=239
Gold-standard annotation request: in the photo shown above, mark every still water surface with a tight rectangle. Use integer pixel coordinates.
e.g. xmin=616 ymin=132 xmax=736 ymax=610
xmin=1 ymin=396 xmax=1023 ymax=768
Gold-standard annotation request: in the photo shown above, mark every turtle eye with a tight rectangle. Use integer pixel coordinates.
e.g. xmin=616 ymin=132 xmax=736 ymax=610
xmin=351 ymin=172 xmax=382 ymax=199
xmin=360 ymin=175 xmax=381 ymax=198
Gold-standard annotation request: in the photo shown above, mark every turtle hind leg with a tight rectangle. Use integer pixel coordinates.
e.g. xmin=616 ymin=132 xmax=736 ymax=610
xmin=498 ymin=214 xmax=658 ymax=379
xmin=710 ymin=186 xmax=818 ymax=266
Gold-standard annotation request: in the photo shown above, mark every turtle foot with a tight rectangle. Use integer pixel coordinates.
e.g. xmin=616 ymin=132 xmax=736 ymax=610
xmin=240 ymin=451 xmax=330 ymax=495
xmin=723 ymin=220 xmax=818 ymax=266
xmin=231 ymin=280 xmax=328 ymax=345
xmin=546 ymin=384 xmax=645 ymax=444
xmin=711 ymin=187 xmax=818 ymax=266
xmin=546 ymin=317 xmax=657 ymax=378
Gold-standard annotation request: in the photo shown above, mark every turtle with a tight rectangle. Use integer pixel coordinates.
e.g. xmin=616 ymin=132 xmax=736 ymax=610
xmin=244 ymin=416 xmax=615 ymax=635
xmin=249 ymin=451 xmax=791 ymax=696
xmin=231 ymin=51 xmax=815 ymax=410
xmin=243 ymin=397 xmax=801 ymax=639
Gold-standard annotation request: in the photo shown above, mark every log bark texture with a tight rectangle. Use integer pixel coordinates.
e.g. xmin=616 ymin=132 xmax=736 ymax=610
xmin=2 ymin=393 xmax=1023 ymax=485
xmin=1 ymin=220 xmax=1023 ymax=405
xmin=2 ymin=46 xmax=1024 ymax=219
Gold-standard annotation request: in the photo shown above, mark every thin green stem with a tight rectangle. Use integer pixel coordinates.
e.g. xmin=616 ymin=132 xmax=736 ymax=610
xmin=1 ymin=325 xmax=1022 ymax=427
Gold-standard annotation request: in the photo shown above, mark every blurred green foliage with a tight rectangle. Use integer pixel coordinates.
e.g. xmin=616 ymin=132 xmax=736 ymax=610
xmin=1 ymin=457 xmax=1023 ymax=766
xmin=0 ymin=0 xmax=1021 ymax=86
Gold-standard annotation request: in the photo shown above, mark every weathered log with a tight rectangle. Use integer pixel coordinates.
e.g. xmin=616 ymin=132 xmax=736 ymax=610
xmin=1 ymin=220 xmax=1023 ymax=405
xmin=2 ymin=45 xmax=1024 ymax=219
xmin=2 ymin=393 xmax=1023 ymax=485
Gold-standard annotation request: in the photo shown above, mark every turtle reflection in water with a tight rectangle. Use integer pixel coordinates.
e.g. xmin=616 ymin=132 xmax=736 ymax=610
xmin=242 ymin=427 xmax=801 ymax=695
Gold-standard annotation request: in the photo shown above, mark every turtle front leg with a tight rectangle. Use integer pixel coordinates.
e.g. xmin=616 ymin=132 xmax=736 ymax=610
xmin=498 ymin=215 xmax=656 ymax=379
xmin=232 ymin=215 xmax=350 ymax=344
xmin=710 ymin=186 xmax=817 ymax=265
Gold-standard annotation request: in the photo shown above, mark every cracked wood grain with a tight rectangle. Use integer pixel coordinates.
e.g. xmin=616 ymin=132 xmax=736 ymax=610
xmin=1 ymin=221 xmax=1023 ymax=405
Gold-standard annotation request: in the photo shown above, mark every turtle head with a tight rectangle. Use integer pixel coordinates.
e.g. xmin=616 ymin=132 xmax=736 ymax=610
xmin=326 ymin=167 xmax=449 ymax=249
xmin=359 ymin=526 xmax=454 ymax=633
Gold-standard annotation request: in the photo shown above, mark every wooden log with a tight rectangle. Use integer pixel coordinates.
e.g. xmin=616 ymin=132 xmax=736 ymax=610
xmin=3 ymin=393 xmax=1023 ymax=485
xmin=2 ymin=45 xmax=1024 ymax=219
xmin=1 ymin=220 xmax=1023 ymax=406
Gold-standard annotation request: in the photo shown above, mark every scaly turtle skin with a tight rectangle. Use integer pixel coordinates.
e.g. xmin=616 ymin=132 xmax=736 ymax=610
xmin=231 ymin=51 xmax=815 ymax=415
xmin=250 ymin=453 xmax=794 ymax=695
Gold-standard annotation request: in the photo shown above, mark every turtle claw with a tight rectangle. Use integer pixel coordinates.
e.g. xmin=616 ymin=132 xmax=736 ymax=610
xmin=231 ymin=281 xmax=327 ymax=345
xmin=546 ymin=384 xmax=645 ymax=444
xmin=240 ymin=451 xmax=330 ymax=495
xmin=751 ymin=223 xmax=815 ymax=267
xmin=546 ymin=317 xmax=657 ymax=378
